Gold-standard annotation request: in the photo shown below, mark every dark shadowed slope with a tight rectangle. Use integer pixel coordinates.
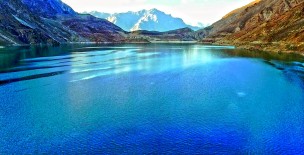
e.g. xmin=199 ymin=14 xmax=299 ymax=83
xmin=0 ymin=0 xmax=83 ymax=45
xmin=62 ymin=15 xmax=126 ymax=42
xmin=21 ymin=0 xmax=76 ymax=18
xmin=0 ymin=0 xmax=127 ymax=45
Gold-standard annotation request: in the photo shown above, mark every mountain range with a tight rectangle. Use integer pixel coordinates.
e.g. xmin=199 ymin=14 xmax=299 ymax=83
xmin=86 ymin=9 xmax=203 ymax=32
xmin=0 ymin=0 xmax=303 ymax=53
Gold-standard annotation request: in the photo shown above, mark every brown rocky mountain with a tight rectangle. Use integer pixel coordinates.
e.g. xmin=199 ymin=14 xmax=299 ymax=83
xmin=62 ymin=15 xmax=126 ymax=43
xmin=197 ymin=0 xmax=304 ymax=53
xmin=0 ymin=0 xmax=81 ymax=45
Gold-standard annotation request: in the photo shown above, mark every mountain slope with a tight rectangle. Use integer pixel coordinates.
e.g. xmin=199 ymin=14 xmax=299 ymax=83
xmin=87 ymin=9 xmax=202 ymax=32
xmin=0 ymin=0 xmax=82 ymax=45
xmin=0 ymin=0 xmax=126 ymax=45
xmin=197 ymin=0 xmax=304 ymax=52
xmin=62 ymin=15 xmax=126 ymax=42
xmin=21 ymin=0 xmax=76 ymax=18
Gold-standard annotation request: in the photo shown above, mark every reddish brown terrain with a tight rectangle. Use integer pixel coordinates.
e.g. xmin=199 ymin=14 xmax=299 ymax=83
xmin=197 ymin=0 xmax=304 ymax=53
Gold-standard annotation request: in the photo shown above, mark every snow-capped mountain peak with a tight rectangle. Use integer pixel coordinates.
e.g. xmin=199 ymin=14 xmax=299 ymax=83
xmin=87 ymin=9 xmax=203 ymax=32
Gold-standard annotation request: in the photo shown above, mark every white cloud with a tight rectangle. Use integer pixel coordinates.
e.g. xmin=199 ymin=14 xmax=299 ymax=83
xmin=62 ymin=0 xmax=255 ymax=25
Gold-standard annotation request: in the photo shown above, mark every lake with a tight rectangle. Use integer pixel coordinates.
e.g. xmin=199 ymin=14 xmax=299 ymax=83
xmin=0 ymin=44 xmax=304 ymax=154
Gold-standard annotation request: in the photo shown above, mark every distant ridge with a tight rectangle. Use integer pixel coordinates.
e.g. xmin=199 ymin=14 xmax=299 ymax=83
xmin=86 ymin=9 xmax=204 ymax=32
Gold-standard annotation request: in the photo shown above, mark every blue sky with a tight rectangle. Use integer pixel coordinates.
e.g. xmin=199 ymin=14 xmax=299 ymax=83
xmin=62 ymin=0 xmax=254 ymax=26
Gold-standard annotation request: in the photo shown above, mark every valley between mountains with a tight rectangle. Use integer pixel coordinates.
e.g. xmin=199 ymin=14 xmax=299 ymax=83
xmin=0 ymin=0 xmax=303 ymax=53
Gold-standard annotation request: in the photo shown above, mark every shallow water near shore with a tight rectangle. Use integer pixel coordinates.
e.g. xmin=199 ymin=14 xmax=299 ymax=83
xmin=0 ymin=44 xmax=304 ymax=154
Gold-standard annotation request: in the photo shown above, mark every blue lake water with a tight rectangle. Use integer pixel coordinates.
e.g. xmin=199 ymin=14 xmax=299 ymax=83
xmin=0 ymin=44 xmax=304 ymax=154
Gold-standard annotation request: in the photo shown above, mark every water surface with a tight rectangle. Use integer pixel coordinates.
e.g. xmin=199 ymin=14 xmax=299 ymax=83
xmin=0 ymin=44 xmax=304 ymax=154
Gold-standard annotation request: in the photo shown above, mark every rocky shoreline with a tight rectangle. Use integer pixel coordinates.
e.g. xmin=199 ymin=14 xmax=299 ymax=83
xmin=216 ymin=41 xmax=304 ymax=55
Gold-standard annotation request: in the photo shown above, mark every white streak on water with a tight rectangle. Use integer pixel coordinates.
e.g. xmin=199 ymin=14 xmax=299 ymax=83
xmin=70 ymin=67 xmax=112 ymax=74
xmin=237 ymin=92 xmax=247 ymax=98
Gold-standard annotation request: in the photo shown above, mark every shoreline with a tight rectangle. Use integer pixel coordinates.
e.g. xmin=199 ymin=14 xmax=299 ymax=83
xmin=1 ymin=41 xmax=303 ymax=55
xmin=150 ymin=41 xmax=198 ymax=44
xmin=208 ymin=41 xmax=304 ymax=55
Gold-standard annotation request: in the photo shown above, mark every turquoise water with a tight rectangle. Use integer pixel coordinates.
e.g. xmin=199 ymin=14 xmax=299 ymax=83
xmin=0 ymin=44 xmax=304 ymax=154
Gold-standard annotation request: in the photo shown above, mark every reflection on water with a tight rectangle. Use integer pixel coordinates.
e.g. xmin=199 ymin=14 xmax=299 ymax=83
xmin=1 ymin=44 xmax=303 ymax=85
xmin=0 ymin=44 xmax=227 ymax=84
xmin=0 ymin=44 xmax=304 ymax=154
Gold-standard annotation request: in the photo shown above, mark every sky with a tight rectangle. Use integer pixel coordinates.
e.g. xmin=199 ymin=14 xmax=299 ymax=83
xmin=62 ymin=0 xmax=254 ymax=26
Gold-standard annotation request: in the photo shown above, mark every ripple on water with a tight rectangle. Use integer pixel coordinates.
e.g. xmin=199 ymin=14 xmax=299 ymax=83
xmin=0 ymin=44 xmax=304 ymax=154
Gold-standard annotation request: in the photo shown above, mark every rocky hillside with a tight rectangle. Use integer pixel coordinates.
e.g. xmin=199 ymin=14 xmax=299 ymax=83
xmin=62 ymin=15 xmax=126 ymax=42
xmin=87 ymin=9 xmax=202 ymax=32
xmin=197 ymin=0 xmax=304 ymax=53
xmin=0 ymin=0 xmax=126 ymax=45
xmin=0 ymin=0 xmax=82 ymax=45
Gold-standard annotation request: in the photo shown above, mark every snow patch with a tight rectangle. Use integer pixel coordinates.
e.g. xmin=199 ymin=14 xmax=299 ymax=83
xmin=89 ymin=9 xmax=203 ymax=31
xmin=0 ymin=33 xmax=18 ymax=44
xmin=13 ymin=15 xmax=35 ymax=29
